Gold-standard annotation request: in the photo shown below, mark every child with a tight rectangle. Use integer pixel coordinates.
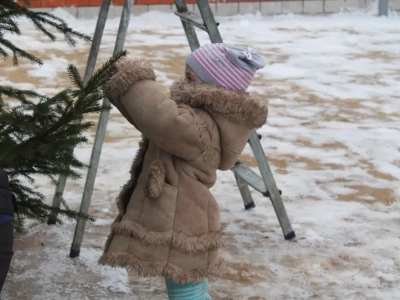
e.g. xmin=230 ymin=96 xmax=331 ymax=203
xmin=99 ymin=43 xmax=268 ymax=299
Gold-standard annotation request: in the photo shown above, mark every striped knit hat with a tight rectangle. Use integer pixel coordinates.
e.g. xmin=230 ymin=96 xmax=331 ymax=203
xmin=185 ymin=43 xmax=266 ymax=92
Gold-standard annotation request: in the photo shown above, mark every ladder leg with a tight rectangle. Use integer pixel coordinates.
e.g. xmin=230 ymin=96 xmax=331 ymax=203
xmin=196 ymin=0 xmax=223 ymax=43
xmin=47 ymin=177 xmax=67 ymax=225
xmin=69 ymin=0 xmax=133 ymax=258
xmin=175 ymin=0 xmax=201 ymax=51
xmin=234 ymin=175 xmax=255 ymax=210
xmin=47 ymin=0 xmax=112 ymax=225
xmin=181 ymin=21 xmax=201 ymax=51
xmin=249 ymin=131 xmax=295 ymax=240
xmin=173 ymin=1 xmax=295 ymax=240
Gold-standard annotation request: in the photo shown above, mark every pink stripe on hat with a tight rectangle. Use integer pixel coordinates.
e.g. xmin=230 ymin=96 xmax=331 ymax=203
xmin=203 ymin=46 xmax=247 ymax=89
xmin=185 ymin=43 xmax=266 ymax=91
xmin=193 ymin=49 xmax=238 ymax=90
xmin=192 ymin=52 xmax=230 ymax=88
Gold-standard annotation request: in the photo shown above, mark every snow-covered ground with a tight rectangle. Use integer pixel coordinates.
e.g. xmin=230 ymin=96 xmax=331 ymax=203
xmin=2 ymin=5 xmax=400 ymax=300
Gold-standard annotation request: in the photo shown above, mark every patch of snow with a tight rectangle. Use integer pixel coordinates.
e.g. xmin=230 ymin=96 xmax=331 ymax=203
xmin=2 ymin=7 xmax=400 ymax=300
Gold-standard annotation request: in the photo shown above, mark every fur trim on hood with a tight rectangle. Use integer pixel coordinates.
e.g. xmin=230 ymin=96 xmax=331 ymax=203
xmin=170 ymin=80 xmax=268 ymax=129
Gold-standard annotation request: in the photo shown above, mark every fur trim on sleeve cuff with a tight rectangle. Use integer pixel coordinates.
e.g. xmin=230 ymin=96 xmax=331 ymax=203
xmin=103 ymin=58 xmax=156 ymax=103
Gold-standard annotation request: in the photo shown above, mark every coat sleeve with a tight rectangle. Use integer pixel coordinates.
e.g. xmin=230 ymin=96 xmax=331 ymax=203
xmin=103 ymin=58 xmax=203 ymax=161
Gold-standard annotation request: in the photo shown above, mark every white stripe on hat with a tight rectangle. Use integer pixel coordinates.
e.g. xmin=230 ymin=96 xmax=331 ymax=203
xmin=193 ymin=49 xmax=238 ymax=90
xmin=216 ymin=46 xmax=253 ymax=86
xmin=202 ymin=46 xmax=245 ymax=90
xmin=204 ymin=44 xmax=253 ymax=91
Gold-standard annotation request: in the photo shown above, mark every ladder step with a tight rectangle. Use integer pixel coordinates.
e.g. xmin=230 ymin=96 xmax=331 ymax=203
xmin=232 ymin=162 xmax=266 ymax=194
xmin=175 ymin=11 xmax=219 ymax=33
xmin=232 ymin=162 xmax=282 ymax=198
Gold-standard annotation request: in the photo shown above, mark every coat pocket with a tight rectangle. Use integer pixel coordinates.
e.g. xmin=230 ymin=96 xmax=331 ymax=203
xmin=139 ymin=181 xmax=178 ymax=232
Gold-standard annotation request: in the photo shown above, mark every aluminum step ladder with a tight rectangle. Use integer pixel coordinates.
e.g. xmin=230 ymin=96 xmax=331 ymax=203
xmin=174 ymin=0 xmax=295 ymax=240
xmin=47 ymin=0 xmax=134 ymax=258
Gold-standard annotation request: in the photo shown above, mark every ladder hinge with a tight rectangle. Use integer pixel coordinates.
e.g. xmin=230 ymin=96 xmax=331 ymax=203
xmin=175 ymin=11 xmax=220 ymax=33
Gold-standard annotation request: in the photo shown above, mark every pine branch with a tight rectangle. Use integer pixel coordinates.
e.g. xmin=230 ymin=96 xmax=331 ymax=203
xmin=0 ymin=45 xmax=8 ymax=59
xmin=0 ymin=18 xmax=20 ymax=34
xmin=0 ymin=85 xmax=46 ymax=102
xmin=1 ymin=50 xmax=127 ymax=230
xmin=67 ymin=64 xmax=84 ymax=90
xmin=0 ymin=0 xmax=91 ymax=65
xmin=84 ymin=50 xmax=126 ymax=93
xmin=28 ymin=11 xmax=92 ymax=46
xmin=1 ymin=0 xmax=128 ymax=230
xmin=0 ymin=36 xmax=42 ymax=65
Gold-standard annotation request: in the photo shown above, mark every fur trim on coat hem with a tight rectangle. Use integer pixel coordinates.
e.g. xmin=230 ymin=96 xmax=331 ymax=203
xmin=111 ymin=219 xmax=223 ymax=254
xmin=98 ymin=252 xmax=225 ymax=284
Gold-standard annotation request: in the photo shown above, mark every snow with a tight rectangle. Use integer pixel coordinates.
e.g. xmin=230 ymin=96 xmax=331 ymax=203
xmin=2 ymin=4 xmax=400 ymax=300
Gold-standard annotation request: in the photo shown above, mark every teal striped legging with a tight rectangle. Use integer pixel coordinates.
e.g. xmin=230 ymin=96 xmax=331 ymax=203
xmin=165 ymin=278 xmax=212 ymax=300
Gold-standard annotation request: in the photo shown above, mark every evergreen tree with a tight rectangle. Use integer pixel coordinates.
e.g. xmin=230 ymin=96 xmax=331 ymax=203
xmin=0 ymin=0 xmax=126 ymax=231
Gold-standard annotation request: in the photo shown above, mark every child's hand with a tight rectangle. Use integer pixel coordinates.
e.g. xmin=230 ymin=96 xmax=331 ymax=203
xmin=103 ymin=57 xmax=156 ymax=108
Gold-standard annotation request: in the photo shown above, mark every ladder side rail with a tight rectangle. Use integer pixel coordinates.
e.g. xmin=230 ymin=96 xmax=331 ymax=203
xmin=69 ymin=0 xmax=134 ymax=258
xmin=47 ymin=0 xmax=113 ymax=225
xmin=248 ymin=132 xmax=295 ymax=240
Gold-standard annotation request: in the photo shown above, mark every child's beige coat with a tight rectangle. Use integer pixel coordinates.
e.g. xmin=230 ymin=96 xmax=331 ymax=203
xmin=99 ymin=59 xmax=268 ymax=284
